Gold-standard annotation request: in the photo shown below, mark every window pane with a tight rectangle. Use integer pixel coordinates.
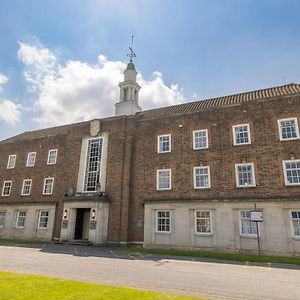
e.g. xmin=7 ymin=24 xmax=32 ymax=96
xmin=285 ymin=162 xmax=300 ymax=184
xmin=240 ymin=211 xmax=257 ymax=235
xmin=157 ymin=211 xmax=171 ymax=232
xmin=234 ymin=125 xmax=250 ymax=144
xmin=194 ymin=130 xmax=207 ymax=149
xmin=84 ymin=139 xmax=103 ymax=192
xmin=280 ymin=119 xmax=298 ymax=139
xmin=195 ymin=211 xmax=211 ymax=233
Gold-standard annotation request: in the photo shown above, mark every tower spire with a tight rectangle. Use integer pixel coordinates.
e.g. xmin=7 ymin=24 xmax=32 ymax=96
xmin=115 ymin=37 xmax=142 ymax=116
xmin=127 ymin=35 xmax=136 ymax=63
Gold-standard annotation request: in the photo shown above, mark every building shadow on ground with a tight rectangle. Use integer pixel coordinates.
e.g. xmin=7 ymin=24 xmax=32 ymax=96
xmin=1 ymin=241 xmax=299 ymax=271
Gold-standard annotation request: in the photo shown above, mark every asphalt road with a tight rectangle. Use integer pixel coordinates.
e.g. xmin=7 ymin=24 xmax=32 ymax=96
xmin=0 ymin=244 xmax=299 ymax=300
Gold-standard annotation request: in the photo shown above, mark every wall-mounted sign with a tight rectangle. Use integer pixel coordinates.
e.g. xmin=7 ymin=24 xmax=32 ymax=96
xmin=90 ymin=220 xmax=97 ymax=230
xmin=62 ymin=220 xmax=68 ymax=229
xmin=250 ymin=211 xmax=263 ymax=222
xmin=136 ymin=218 xmax=144 ymax=228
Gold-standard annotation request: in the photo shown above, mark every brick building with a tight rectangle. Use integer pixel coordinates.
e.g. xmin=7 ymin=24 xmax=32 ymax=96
xmin=0 ymin=59 xmax=300 ymax=255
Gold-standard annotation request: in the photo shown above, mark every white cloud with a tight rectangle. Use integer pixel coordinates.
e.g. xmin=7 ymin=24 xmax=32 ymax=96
xmin=0 ymin=73 xmax=9 ymax=88
xmin=18 ymin=42 xmax=57 ymax=92
xmin=0 ymin=99 xmax=21 ymax=124
xmin=18 ymin=42 xmax=185 ymax=127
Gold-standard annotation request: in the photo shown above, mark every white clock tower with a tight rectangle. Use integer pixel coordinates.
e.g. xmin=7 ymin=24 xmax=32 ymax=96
xmin=115 ymin=40 xmax=142 ymax=116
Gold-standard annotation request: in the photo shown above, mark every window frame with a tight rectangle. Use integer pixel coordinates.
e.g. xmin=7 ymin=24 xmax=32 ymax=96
xmin=26 ymin=152 xmax=36 ymax=167
xmin=290 ymin=211 xmax=300 ymax=238
xmin=193 ymin=166 xmax=211 ymax=189
xmin=193 ymin=129 xmax=209 ymax=150
xmin=239 ymin=210 xmax=258 ymax=237
xmin=83 ymin=137 xmax=104 ymax=192
xmin=283 ymin=160 xmax=300 ymax=186
xmin=194 ymin=210 xmax=212 ymax=235
xmin=156 ymin=169 xmax=172 ymax=191
xmin=157 ymin=134 xmax=171 ymax=153
xmin=7 ymin=154 xmax=17 ymax=169
xmin=156 ymin=210 xmax=171 ymax=233
xmin=232 ymin=123 xmax=251 ymax=146
xmin=38 ymin=211 xmax=49 ymax=229
xmin=21 ymin=179 xmax=32 ymax=196
xmin=2 ymin=181 xmax=12 ymax=196
xmin=43 ymin=177 xmax=54 ymax=195
xmin=16 ymin=211 xmax=26 ymax=228
xmin=47 ymin=149 xmax=58 ymax=165
xmin=277 ymin=117 xmax=300 ymax=141
xmin=0 ymin=211 xmax=6 ymax=227
xmin=235 ymin=163 xmax=256 ymax=188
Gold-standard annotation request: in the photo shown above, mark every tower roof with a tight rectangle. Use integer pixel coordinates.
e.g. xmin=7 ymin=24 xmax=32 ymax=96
xmin=126 ymin=62 xmax=136 ymax=71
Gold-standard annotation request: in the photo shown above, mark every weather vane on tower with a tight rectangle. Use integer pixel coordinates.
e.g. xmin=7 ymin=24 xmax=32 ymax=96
xmin=127 ymin=35 xmax=136 ymax=63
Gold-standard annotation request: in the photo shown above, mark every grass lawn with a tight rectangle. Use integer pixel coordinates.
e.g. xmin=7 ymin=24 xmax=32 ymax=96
xmin=0 ymin=239 xmax=48 ymax=245
xmin=124 ymin=247 xmax=300 ymax=266
xmin=0 ymin=271 xmax=203 ymax=300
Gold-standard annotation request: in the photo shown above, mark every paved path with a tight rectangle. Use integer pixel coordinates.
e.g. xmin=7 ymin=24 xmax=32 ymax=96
xmin=0 ymin=244 xmax=299 ymax=299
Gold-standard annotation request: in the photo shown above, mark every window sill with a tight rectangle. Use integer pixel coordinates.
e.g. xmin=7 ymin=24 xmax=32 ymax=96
xmin=240 ymin=235 xmax=257 ymax=239
xmin=193 ymin=147 xmax=209 ymax=150
xmin=280 ymin=137 xmax=300 ymax=141
xmin=233 ymin=142 xmax=251 ymax=146
xmin=194 ymin=233 xmax=213 ymax=237
xmin=236 ymin=185 xmax=256 ymax=189
xmin=155 ymin=231 xmax=171 ymax=235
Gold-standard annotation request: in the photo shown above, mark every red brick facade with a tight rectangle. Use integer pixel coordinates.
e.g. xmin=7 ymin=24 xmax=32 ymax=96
xmin=0 ymin=88 xmax=300 ymax=246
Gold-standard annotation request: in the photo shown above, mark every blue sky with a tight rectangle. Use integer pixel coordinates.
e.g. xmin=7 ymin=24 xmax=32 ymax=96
xmin=0 ymin=0 xmax=299 ymax=140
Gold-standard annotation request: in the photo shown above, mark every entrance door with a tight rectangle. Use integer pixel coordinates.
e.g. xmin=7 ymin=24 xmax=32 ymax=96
xmin=74 ymin=208 xmax=90 ymax=240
